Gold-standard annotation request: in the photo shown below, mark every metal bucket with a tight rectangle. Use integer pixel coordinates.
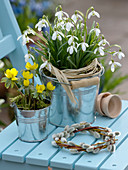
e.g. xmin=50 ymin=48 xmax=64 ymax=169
xmin=40 ymin=70 xmax=103 ymax=127
xmin=13 ymin=104 xmax=50 ymax=142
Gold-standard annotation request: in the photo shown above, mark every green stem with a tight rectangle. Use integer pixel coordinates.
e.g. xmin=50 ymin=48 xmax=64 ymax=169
xmin=14 ymin=83 xmax=24 ymax=97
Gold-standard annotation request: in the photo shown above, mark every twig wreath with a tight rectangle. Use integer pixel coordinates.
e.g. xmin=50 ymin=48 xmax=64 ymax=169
xmin=52 ymin=121 xmax=120 ymax=154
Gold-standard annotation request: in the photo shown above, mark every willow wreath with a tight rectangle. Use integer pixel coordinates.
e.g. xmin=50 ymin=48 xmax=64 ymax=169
xmin=51 ymin=121 xmax=120 ymax=154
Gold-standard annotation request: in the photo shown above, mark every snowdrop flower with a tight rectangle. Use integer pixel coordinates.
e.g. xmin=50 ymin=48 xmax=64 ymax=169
xmin=52 ymin=31 xmax=64 ymax=41
xmin=24 ymin=54 xmax=35 ymax=62
xmin=71 ymin=13 xmax=83 ymax=23
xmin=109 ymin=60 xmax=122 ymax=72
xmin=17 ymin=34 xmax=34 ymax=45
xmin=67 ymin=42 xmax=77 ymax=55
xmin=39 ymin=61 xmax=51 ymax=72
xmin=0 ymin=60 xmax=4 ymax=69
xmin=25 ymin=28 xmax=35 ymax=35
xmin=55 ymin=10 xmax=69 ymax=20
xmin=65 ymin=22 xmax=74 ymax=32
xmin=98 ymin=39 xmax=110 ymax=46
xmin=77 ymin=42 xmax=89 ymax=51
xmin=77 ymin=23 xmax=84 ymax=29
xmin=90 ymin=28 xmax=101 ymax=36
xmin=55 ymin=21 xmax=65 ymax=29
xmin=35 ymin=19 xmax=49 ymax=31
xmin=88 ymin=10 xmax=100 ymax=19
xmin=67 ymin=35 xmax=78 ymax=45
xmin=113 ymin=51 xmax=125 ymax=60
xmin=94 ymin=46 xmax=105 ymax=56
xmin=0 ymin=99 xmax=5 ymax=105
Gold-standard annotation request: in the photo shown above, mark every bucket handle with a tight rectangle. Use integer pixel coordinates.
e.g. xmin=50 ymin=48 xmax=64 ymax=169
xmin=70 ymin=77 xmax=100 ymax=90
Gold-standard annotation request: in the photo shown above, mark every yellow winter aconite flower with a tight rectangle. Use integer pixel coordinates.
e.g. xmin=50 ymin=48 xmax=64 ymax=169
xmin=25 ymin=62 xmax=38 ymax=70
xmin=36 ymin=84 xmax=45 ymax=93
xmin=22 ymin=71 xmax=33 ymax=79
xmin=47 ymin=82 xmax=55 ymax=91
xmin=5 ymin=68 xmax=18 ymax=81
xmin=23 ymin=79 xmax=30 ymax=87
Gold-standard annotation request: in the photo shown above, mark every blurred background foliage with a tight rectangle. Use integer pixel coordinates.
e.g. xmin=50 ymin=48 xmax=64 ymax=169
xmin=10 ymin=0 xmax=60 ymax=31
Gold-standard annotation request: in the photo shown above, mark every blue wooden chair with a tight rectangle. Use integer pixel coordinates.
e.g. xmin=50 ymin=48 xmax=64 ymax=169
xmin=0 ymin=0 xmax=28 ymax=71
xmin=0 ymin=0 xmax=40 ymax=82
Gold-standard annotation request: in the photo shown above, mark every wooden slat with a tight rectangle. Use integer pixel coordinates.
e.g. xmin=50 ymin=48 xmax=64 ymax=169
xmin=50 ymin=100 xmax=128 ymax=170
xmin=0 ymin=121 xmax=18 ymax=158
xmin=2 ymin=123 xmax=56 ymax=163
xmin=0 ymin=35 xmax=16 ymax=59
xmin=100 ymin=137 xmax=128 ymax=170
xmin=0 ymin=160 xmax=48 ymax=170
xmin=75 ymin=100 xmax=128 ymax=170
xmin=26 ymin=128 xmax=62 ymax=167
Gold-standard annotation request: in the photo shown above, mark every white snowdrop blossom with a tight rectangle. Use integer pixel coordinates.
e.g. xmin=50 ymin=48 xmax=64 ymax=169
xmin=24 ymin=54 xmax=35 ymax=62
xmin=71 ymin=13 xmax=83 ymax=23
xmin=109 ymin=60 xmax=122 ymax=72
xmin=0 ymin=99 xmax=5 ymax=105
xmin=65 ymin=22 xmax=74 ymax=32
xmin=55 ymin=21 xmax=65 ymax=29
xmin=78 ymin=42 xmax=89 ymax=51
xmin=88 ymin=10 xmax=100 ymax=19
xmin=77 ymin=23 xmax=84 ymax=29
xmin=39 ymin=61 xmax=51 ymax=72
xmin=35 ymin=19 xmax=49 ymax=31
xmin=67 ymin=42 xmax=77 ymax=55
xmin=0 ymin=60 xmax=4 ymax=69
xmin=52 ymin=31 xmax=64 ymax=41
xmin=25 ymin=28 xmax=35 ymax=35
xmin=98 ymin=39 xmax=110 ymax=46
xmin=67 ymin=35 xmax=78 ymax=45
xmin=94 ymin=46 xmax=105 ymax=56
xmin=113 ymin=51 xmax=125 ymax=60
xmin=90 ymin=28 xmax=101 ymax=36
xmin=17 ymin=34 xmax=34 ymax=45
xmin=55 ymin=10 xmax=69 ymax=20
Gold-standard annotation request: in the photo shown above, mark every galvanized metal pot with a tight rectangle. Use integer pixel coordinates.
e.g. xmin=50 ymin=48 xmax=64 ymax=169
xmin=40 ymin=70 xmax=103 ymax=127
xmin=13 ymin=103 xmax=50 ymax=142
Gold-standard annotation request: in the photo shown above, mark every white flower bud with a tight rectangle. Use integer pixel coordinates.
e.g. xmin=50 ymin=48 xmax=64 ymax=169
xmin=71 ymin=123 xmax=79 ymax=128
xmin=51 ymin=141 xmax=59 ymax=147
xmin=64 ymin=125 xmax=70 ymax=131
xmin=93 ymin=148 xmax=100 ymax=154
xmin=68 ymin=141 xmax=76 ymax=146
xmin=59 ymin=132 xmax=64 ymax=138
xmin=86 ymin=146 xmax=94 ymax=152
xmin=105 ymin=136 xmax=110 ymax=141
xmin=70 ymin=149 xmax=79 ymax=154
xmin=55 ymin=137 xmax=59 ymax=141
xmin=93 ymin=132 xmax=101 ymax=139
xmin=105 ymin=127 xmax=112 ymax=132
xmin=61 ymin=137 xmax=67 ymax=143
xmin=67 ymin=127 xmax=75 ymax=133
xmin=107 ymin=145 xmax=112 ymax=152
xmin=82 ymin=144 xmax=90 ymax=149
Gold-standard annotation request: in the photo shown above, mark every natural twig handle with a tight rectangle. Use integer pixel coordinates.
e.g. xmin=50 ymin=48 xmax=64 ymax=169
xmin=71 ymin=77 xmax=100 ymax=90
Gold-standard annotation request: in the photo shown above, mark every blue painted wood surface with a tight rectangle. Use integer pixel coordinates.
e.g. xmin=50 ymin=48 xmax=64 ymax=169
xmin=0 ymin=0 xmax=27 ymax=71
xmin=0 ymin=100 xmax=128 ymax=170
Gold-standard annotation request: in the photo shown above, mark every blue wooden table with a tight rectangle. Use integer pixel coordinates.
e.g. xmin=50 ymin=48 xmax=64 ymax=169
xmin=0 ymin=100 xmax=128 ymax=170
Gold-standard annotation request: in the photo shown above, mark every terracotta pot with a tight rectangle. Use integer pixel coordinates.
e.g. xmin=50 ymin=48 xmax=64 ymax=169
xmin=101 ymin=94 xmax=122 ymax=118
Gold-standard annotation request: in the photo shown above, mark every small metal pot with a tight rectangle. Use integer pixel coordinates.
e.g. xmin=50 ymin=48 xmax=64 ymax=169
xmin=13 ymin=103 xmax=50 ymax=142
